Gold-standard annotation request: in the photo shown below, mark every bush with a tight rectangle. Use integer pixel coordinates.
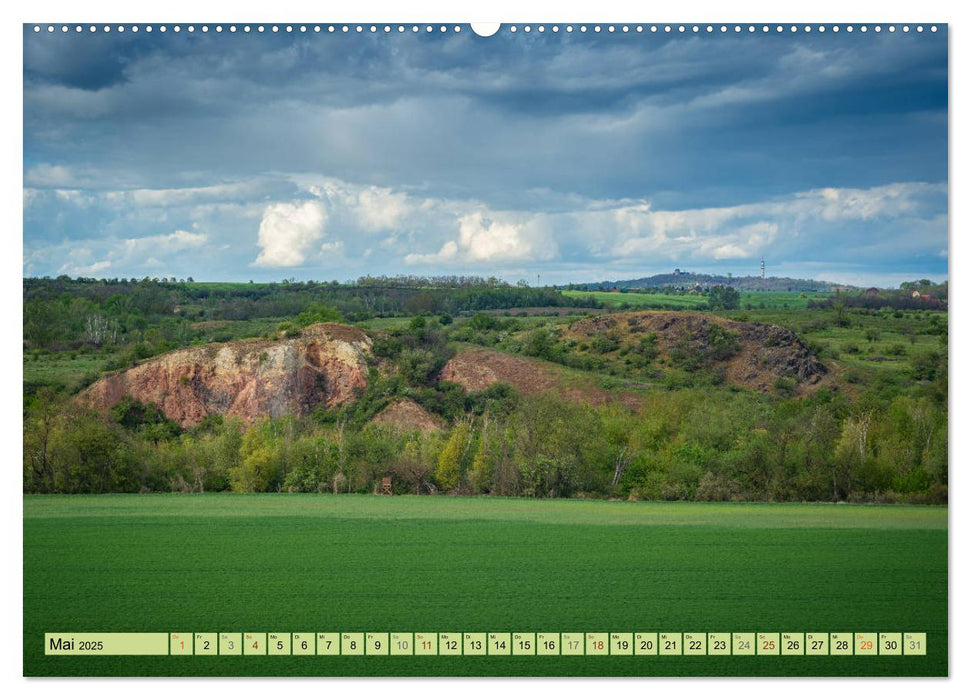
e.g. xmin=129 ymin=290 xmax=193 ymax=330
xmin=525 ymin=327 xmax=561 ymax=362
xmin=295 ymin=304 xmax=342 ymax=327
xmin=801 ymin=319 xmax=830 ymax=333
xmin=468 ymin=312 xmax=499 ymax=331
xmin=911 ymin=350 xmax=942 ymax=381
xmin=774 ymin=376 xmax=796 ymax=397
xmin=372 ymin=335 xmax=404 ymax=359
xmin=705 ymin=325 xmax=740 ymax=360
xmin=399 ymin=348 xmax=446 ymax=386
xmin=277 ymin=321 xmax=301 ymax=338
xmin=695 ymin=471 xmax=742 ymax=501
xmin=590 ymin=333 xmax=621 ymax=354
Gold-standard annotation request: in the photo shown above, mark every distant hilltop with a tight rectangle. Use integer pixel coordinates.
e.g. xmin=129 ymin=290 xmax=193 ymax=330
xmin=574 ymin=272 xmax=849 ymax=293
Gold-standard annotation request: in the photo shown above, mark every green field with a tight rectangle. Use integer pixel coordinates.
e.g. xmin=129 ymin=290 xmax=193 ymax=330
xmin=23 ymin=495 xmax=947 ymax=676
xmin=563 ymin=290 xmax=711 ymax=309
xmin=563 ymin=290 xmax=832 ymax=310
xmin=22 ymin=352 xmax=103 ymax=392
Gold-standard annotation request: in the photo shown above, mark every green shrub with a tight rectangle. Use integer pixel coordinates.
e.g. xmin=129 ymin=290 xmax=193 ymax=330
xmin=705 ymin=325 xmax=740 ymax=360
xmin=590 ymin=333 xmax=620 ymax=354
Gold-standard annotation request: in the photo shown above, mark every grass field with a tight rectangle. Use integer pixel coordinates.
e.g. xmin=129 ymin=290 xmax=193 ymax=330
xmin=22 ymin=352 xmax=102 ymax=392
xmin=23 ymin=495 xmax=946 ymax=677
xmin=563 ymin=290 xmax=711 ymax=309
xmin=562 ymin=290 xmax=833 ymax=310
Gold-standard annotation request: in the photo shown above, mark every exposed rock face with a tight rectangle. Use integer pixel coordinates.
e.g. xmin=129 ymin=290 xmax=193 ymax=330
xmin=80 ymin=324 xmax=372 ymax=427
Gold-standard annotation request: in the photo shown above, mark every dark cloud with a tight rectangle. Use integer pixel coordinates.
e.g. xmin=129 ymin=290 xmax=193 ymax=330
xmin=22 ymin=25 xmax=948 ymax=284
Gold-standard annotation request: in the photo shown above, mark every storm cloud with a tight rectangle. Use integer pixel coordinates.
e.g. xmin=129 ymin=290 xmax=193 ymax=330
xmin=23 ymin=25 xmax=948 ymax=285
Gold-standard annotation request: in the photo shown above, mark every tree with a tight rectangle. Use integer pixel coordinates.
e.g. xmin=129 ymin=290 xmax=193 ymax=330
xmin=601 ymin=408 xmax=637 ymax=488
xmin=832 ymin=290 xmax=849 ymax=327
xmin=23 ymin=388 xmax=62 ymax=492
xmin=392 ymin=434 xmax=440 ymax=494
xmin=470 ymin=417 xmax=493 ymax=494
xmin=231 ymin=420 xmax=283 ymax=492
xmin=708 ymin=285 xmax=740 ymax=310
xmin=436 ymin=423 xmax=469 ymax=491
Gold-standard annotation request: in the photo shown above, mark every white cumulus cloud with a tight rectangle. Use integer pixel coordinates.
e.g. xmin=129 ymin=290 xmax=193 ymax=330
xmin=405 ymin=211 xmax=557 ymax=266
xmin=354 ymin=186 xmax=411 ymax=232
xmin=123 ymin=229 xmax=208 ymax=256
xmin=253 ymin=201 xmax=328 ymax=267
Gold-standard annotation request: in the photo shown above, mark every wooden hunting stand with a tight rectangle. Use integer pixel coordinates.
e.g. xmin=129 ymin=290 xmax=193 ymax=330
xmin=381 ymin=477 xmax=393 ymax=495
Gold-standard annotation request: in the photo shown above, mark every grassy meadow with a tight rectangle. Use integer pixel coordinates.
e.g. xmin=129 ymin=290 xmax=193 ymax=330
xmin=24 ymin=494 xmax=947 ymax=677
xmin=562 ymin=289 xmax=833 ymax=310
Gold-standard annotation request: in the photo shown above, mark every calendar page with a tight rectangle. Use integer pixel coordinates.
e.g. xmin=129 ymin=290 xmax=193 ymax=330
xmin=22 ymin=19 xmax=948 ymax=679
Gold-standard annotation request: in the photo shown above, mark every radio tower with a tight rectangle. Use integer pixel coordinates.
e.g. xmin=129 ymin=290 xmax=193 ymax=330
xmin=760 ymin=258 xmax=765 ymax=280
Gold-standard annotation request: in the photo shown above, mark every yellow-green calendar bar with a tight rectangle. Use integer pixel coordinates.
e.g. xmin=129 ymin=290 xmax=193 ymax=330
xmin=45 ymin=633 xmax=169 ymax=656
xmin=44 ymin=632 xmax=927 ymax=656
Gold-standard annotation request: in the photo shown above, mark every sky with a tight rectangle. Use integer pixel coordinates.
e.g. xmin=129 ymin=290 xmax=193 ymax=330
xmin=22 ymin=24 xmax=948 ymax=287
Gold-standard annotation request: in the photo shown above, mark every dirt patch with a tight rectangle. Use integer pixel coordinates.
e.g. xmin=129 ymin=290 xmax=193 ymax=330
xmin=370 ymin=399 xmax=445 ymax=432
xmin=314 ymin=323 xmax=370 ymax=344
xmin=440 ymin=349 xmax=559 ymax=394
xmin=440 ymin=348 xmax=642 ymax=410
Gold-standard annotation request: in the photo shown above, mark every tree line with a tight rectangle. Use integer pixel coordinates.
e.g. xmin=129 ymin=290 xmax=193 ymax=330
xmin=24 ymin=373 xmax=947 ymax=504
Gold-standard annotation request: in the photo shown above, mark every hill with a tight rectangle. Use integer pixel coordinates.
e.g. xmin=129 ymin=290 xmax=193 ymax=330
xmin=565 ymin=311 xmax=828 ymax=394
xmin=24 ymin=279 xmax=947 ymax=504
xmin=79 ymin=324 xmax=371 ymax=427
xmin=576 ymin=272 xmax=846 ymax=292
